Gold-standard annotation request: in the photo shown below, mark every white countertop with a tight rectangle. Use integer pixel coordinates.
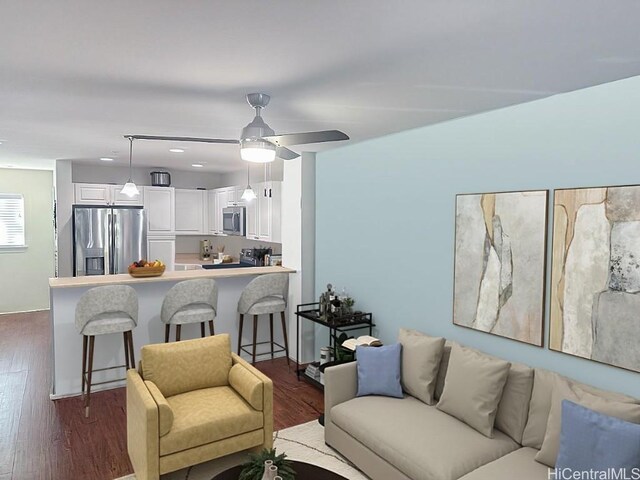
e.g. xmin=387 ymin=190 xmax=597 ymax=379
xmin=49 ymin=265 xmax=295 ymax=289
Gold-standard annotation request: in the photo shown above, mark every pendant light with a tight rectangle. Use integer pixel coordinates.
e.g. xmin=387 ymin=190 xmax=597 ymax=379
xmin=241 ymin=163 xmax=257 ymax=201
xmin=121 ymin=136 xmax=140 ymax=197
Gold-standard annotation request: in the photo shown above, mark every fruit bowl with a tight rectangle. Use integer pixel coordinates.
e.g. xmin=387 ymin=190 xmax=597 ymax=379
xmin=128 ymin=260 xmax=166 ymax=278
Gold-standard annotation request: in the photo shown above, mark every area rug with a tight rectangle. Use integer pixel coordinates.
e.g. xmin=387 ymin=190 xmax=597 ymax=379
xmin=115 ymin=420 xmax=368 ymax=479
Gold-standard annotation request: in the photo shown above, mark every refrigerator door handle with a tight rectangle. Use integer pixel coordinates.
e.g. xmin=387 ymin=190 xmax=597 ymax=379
xmin=104 ymin=211 xmax=112 ymax=275
xmin=111 ymin=211 xmax=118 ymax=275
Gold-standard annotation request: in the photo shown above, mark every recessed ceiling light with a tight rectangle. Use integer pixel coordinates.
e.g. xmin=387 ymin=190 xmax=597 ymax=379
xmin=169 ymin=148 xmax=185 ymax=153
xmin=191 ymin=163 xmax=204 ymax=168
xmin=100 ymin=157 xmax=114 ymax=162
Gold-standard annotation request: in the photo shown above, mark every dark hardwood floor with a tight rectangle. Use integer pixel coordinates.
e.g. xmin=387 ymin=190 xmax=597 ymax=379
xmin=0 ymin=310 xmax=324 ymax=480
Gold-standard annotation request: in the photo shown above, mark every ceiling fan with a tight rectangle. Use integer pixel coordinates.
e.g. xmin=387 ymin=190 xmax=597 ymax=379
xmin=124 ymin=93 xmax=349 ymax=163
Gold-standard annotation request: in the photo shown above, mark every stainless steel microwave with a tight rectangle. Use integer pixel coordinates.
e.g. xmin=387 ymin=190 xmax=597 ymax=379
xmin=222 ymin=206 xmax=246 ymax=236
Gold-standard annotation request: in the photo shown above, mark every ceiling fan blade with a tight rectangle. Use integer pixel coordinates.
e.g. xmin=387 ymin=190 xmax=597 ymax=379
xmin=276 ymin=146 xmax=300 ymax=160
xmin=125 ymin=134 xmax=239 ymax=145
xmin=263 ymin=130 xmax=349 ymax=147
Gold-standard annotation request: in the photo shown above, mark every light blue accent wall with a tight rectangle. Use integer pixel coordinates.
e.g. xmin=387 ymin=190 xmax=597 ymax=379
xmin=315 ymin=76 xmax=640 ymax=398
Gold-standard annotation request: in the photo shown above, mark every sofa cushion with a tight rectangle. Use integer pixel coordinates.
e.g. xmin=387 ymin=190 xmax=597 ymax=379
xmin=457 ymin=447 xmax=548 ymax=480
xmin=356 ymin=343 xmax=403 ymax=398
xmin=398 ymin=328 xmax=445 ymax=405
xmin=494 ymin=362 xmax=534 ymax=444
xmin=536 ymin=376 xmax=640 ymax=467
xmin=331 ymin=395 xmax=519 ymax=480
xmin=141 ymin=334 xmax=232 ymax=398
xmin=522 ymin=368 xmax=639 ymax=450
xmin=160 ymin=385 xmax=263 ymax=456
xmin=434 ymin=340 xmax=457 ymax=401
xmin=437 ymin=344 xmax=511 ymax=437
xmin=557 ymin=400 xmax=640 ymax=470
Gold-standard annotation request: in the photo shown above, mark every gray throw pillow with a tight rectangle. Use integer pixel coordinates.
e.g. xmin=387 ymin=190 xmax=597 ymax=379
xmin=397 ymin=328 xmax=445 ymax=405
xmin=436 ymin=344 xmax=511 ymax=437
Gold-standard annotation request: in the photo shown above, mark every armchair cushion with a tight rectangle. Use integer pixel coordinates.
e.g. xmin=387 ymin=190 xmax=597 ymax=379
xmin=144 ymin=381 xmax=174 ymax=436
xmin=229 ymin=363 xmax=264 ymax=411
xmin=141 ymin=334 xmax=232 ymax=397
xmin=160 ymin=386 xmax=263 ymax=456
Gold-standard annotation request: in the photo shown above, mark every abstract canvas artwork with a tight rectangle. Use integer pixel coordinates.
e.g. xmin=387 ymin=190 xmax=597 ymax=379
xmin=550 ymin=185 xmax=640 ymax=373
xmin=453 ymin=190 xmax=548 ymax=346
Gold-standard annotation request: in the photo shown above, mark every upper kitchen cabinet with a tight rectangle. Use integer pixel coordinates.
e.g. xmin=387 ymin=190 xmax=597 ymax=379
xmin=112 ymin=184 xmax=144 ymax=205
xmin=174 ymin=189 xmax=206 ymax=234
xmin=73 ymin=183 xmax=143 ymax=205
xmin=246 ymin=181 xmax=281 ymax=243
xmin=207 ymin=190 xmax=221 ymax=235
xmin=143 ymin=186 xmax=175 ymax=234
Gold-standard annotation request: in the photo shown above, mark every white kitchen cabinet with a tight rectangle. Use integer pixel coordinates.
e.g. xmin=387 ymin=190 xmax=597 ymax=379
xmin=245 ymin=181 xmax=281 ymax=243
xmin=147 ymin=236 xmax=175 ymax=271
xmin=174 ymin=189 xmax=205 ymax=234
xmin=112 ymin=185 xmax=144 ymax=205
xmin=74 ymin=183 xmax=111 ymax=205
xmin=73 ymin=183 xmax=144 ymax=205
xmin=207 ymin=190 xmax=221 ymax=235
xmin=144 ymin=186 xmax=175 ymax=234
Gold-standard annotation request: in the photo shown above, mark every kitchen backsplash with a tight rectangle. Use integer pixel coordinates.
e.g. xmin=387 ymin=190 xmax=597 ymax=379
xmin=175 ymin=235 xmax=281 ymax=261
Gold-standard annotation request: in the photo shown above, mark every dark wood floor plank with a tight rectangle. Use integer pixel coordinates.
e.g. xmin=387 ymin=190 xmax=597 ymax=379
xmin=0 ymin=371 xmax=27 ymax=477
xmin=0 ymin=310 xmax=324 ymax=480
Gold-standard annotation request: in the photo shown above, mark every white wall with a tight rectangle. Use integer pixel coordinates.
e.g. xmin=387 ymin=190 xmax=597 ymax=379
xmin=0 ymin=168 xmax=55 ymax=313
xmin=55 ymin=160 xmax=74 ymax=277
xmin=72 ymin=164 xmax=225 ymax=189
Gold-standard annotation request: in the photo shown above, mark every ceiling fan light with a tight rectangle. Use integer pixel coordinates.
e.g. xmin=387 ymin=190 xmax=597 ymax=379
xmin=240 ymin=138 xmax=276 ymax=163
xmin=241 ymin=186 xmax=257 ymax=201
xmin=121 ymin=181 xmax=140 ymax=197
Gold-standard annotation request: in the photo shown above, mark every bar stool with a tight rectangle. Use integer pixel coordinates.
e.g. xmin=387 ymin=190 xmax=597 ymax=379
xmin=237 ymin=273 xmax=289 ymax=365
xmin=75 ymin=285 xmax=138 ymax=417
xmin=161 ymin=279 xmax=218 ymax=342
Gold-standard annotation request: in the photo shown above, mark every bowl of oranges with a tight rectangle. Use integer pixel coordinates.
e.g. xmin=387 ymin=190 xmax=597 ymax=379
xmin=128 ymin=259 xmax=166 ymax=278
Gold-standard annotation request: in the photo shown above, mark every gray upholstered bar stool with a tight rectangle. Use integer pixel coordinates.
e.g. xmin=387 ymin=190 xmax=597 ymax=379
xmin=237 ymin=273 xmax=290 ymax=365
xmin=161 ymin=278 xmax=218 ymax=342
xmin=75 ymin=284 xmax=138 ymax=417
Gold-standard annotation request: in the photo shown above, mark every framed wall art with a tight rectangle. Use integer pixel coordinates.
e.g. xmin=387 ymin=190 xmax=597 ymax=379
xmin=453 ymin=190 xmax=548 ymax=346
xmin=550 ymin=185 xmax=640 ymax=373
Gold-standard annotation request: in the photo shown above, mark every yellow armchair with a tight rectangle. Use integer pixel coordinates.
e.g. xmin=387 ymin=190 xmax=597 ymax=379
xmin=126 ymin=334 xmax=273 ymax=480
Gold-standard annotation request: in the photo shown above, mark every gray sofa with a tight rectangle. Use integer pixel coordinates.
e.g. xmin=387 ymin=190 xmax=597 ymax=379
xmin=324 ymin=341 xmax=638 ymax=480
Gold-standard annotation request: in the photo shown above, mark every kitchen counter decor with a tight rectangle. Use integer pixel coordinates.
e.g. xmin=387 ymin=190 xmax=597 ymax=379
xmin=128 ymin=259 xmax=165 ymax=278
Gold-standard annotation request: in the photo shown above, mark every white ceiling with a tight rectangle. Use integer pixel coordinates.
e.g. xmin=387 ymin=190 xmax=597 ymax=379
xmin=0 ymin=1 xmax=639 ymax=173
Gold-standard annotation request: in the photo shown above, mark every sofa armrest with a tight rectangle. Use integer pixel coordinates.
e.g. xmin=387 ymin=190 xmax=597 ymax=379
xmin=144 ymin=380 xmax=174 ymax=437
xmin=127 ymin=369 xmax=160 ymax=480
xmin=324 ymin=362 xmax=358 ymax=426
xmin=231 ymin=353 xmax=274 ymax=450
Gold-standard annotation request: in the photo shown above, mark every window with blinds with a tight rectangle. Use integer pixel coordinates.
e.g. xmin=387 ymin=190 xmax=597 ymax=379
xmin=0 ymin=193 xmax=26 ymax=248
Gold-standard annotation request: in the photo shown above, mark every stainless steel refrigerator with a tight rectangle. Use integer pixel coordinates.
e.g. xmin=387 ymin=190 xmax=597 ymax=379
xmin=73 ymin=205 xmax=147 ymax=276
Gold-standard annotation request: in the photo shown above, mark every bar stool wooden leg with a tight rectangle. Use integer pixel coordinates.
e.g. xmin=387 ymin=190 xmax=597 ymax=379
xmin=208 ymin=320 xmax=214 ymax=336
xmin=123 ymin=332 xmax=130 ymax=370
xmin=81 ymin=335 xmax=88 ymax=399
xmin=269 ymin=313 xmax=274 ymax=359
xmin=200 ymin=322 xmax=206 ymax=338
xmin=252 ymin=315 xmax=258 ymax=364
xmin=164 ymin=324 xmax=170 ymax=343
xmin=280 ymin=311 xmax=290 ymax=366
xmin=176 ymin=324 xmax=181 ymax=342
xmin=85 ymin=335 xmax=95 ymax=417
xmin=237 ymin=314 xmax=244 ymax=355
xmin=128 ymin=331 xmax=135 ymax=369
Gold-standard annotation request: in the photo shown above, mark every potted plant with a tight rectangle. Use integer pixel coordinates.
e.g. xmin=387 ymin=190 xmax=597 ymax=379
xmin=239 ymin=448 xmax=295 ymax=480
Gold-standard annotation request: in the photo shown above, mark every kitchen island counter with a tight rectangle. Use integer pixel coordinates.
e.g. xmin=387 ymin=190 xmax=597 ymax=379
xmin=49 ymin=265 xmax=294 ymax=289
xmin=49 ymin=266 xmax=295 ymax=397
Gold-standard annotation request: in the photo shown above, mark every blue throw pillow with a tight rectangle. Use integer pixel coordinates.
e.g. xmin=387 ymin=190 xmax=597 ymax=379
xmin=557 ymin=400 xmax=640 ymax=471
xmin=356 ymin=343 xmax=403 ymax=398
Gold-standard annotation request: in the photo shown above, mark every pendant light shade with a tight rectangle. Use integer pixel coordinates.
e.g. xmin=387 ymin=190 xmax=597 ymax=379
xmin=240 ymin=164 xmax=256 ymax=201
xmin=122 ymin=136 xmax=139 ymax=197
